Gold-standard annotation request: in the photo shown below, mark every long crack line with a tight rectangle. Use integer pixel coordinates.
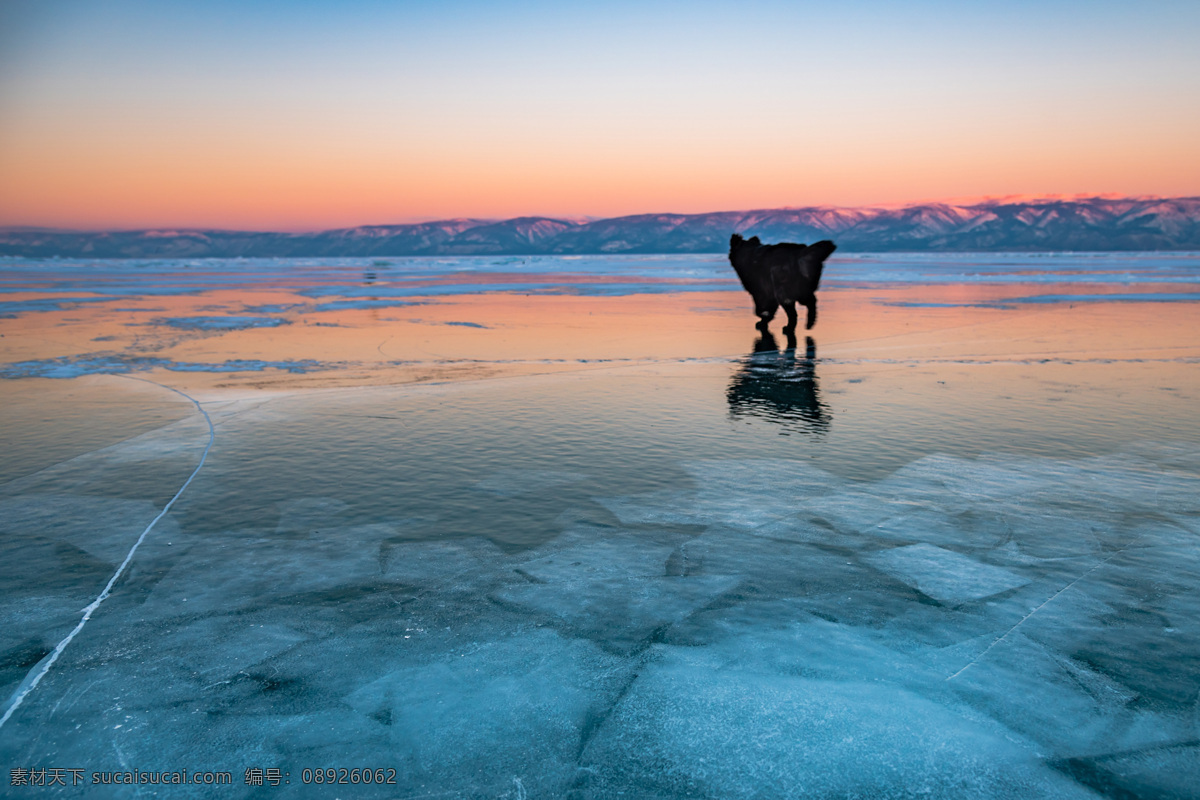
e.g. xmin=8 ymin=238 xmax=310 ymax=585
xmin=0 ymin=377 xmax=214 ymax=730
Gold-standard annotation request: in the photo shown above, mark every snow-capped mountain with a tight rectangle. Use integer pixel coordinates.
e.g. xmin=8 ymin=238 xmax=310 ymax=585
xmin=3 ymin=197 xmax=1198 ymax=257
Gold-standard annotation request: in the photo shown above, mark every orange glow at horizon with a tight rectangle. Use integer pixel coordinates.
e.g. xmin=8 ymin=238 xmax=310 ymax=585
xmin=4 ymin=118 xmax=1198 ymax=231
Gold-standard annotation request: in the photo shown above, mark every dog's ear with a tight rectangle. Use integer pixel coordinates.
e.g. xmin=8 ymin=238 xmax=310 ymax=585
xmin=749 ymin=236 xmax=761 ymax=245
xmin=730 ymin=233 xmax=743 ymax=245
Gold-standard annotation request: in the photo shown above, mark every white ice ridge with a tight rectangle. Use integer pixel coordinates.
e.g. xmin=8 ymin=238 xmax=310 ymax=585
xmin=0 ymin=377 xmax=215 ymax=731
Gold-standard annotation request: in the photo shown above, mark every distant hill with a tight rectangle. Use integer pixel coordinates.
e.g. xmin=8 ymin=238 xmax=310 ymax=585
xmin=3 ymin=197 xmax=1199 ymax=258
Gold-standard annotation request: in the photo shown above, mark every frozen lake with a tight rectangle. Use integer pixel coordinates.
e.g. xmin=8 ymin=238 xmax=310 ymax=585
xmin=1 ymin=253 xmax=1199 ymax=797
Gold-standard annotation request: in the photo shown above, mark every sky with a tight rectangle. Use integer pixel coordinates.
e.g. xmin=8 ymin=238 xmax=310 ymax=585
xmin=1 ymin=0 xmax=1198 ymax=231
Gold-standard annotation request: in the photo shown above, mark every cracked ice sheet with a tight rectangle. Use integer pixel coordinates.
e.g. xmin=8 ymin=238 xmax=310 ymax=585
xmin=672 ymin=612 xmax=949 ymax=686
xmin=598 ymin=458 xmax=846 ymax=529
xmin=344 ymin=628 xmax=630 ymax=797
xmin=668 ymin=527 xmax=901 ymax=599
xmin=944 ymin=631 xmax=1186 ymax=757
xmin=579 ymin=642 xmax=1096 ymax=800
xmin=674 ymin=606 xmax=1175 ymax=774
xmin=0 ymin=495 xmax=185 ymax=700
xmin=866 ymin=543 xmax=1031 ymax=606
xmin=494 ymin=533 xmax=737 ymax=652
xmin=889 ymin=508 xmax=1021 ymax=550
xmin=803 ymin=458 xmax=1101 ymax=545
xmin=138 ymin=523 xmax=500 ymax=619
xmin=3 ymin=433 xmax=1198 ymax=796
xmin=0 ymin=414 xmax=211 ymax=498
xmin=888 ymin=453 xmax=1070 ymax=501
xmin=1024 ymin=538 xmax=1200 ymax=709
xmin=0 ymin=545 xmax=518 ymax=787
xmin=1037 ymin=452 xmax=1200 ymax=515
xmin=0 ymin=494 xmax=183 ymax=568
xmin=159 ymin=619 xmax=308 ymax=681
xmin=1054 ymin=742 xmax=1200 ymax=800
xmin=878 ymin=452 xmax=1200 ymax=518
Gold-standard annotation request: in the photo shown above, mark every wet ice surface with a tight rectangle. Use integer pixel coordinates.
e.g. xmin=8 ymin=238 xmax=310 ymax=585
xmin=1 ymin=366 xmax=1199 ymax=799
xmin=2 ymin=253 xmax=1200 ymax=797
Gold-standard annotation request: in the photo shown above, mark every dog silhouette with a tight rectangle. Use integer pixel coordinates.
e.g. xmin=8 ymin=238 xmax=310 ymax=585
xmin=728 ymin=235 xmax=836 ymax=331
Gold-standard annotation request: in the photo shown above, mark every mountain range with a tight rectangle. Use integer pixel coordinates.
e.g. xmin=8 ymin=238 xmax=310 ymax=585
xmin=3 ymin=196 xmax=1198 ymax=258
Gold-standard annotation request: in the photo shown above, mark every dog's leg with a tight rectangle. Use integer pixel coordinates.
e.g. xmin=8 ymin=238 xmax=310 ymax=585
xmin=782 ymin=302 xmax=798 ymax=332
xmin=805 ymin=298 xmax=818 ymax=330
xmin=755 ymin=301 xmax=778 ymax=328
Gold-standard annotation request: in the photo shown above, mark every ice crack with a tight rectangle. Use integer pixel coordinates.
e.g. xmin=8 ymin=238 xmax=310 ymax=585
xmin=0 ymin=377 xmax=215 ymax=730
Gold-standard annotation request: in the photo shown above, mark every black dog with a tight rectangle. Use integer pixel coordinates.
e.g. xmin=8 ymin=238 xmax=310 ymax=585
xmin=728 ymin=234 xmax=836 ymax=331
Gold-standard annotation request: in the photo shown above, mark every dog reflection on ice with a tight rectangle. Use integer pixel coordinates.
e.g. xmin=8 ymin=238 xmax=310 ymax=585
xmin=727 ymin=331 xmax=829 ymax=431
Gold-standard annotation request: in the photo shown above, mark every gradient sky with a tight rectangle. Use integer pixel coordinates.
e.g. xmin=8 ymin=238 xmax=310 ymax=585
xmin=1 ymin=0 xmax=1198 ymax=231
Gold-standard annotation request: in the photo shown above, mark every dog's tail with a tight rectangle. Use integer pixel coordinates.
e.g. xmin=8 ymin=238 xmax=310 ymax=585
xmin=805 ymin=240 xmax=837 ymax=291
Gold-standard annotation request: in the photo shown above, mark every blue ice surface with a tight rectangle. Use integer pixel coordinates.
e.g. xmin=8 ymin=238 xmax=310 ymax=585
xmin=885 ymin=302 xmax=1017 ymax=309
xmin=889 ymin=292 xmax=1200 ymax=308
xmin=156 ymin=316 xmax=292 ymax=331
xmin=243 ymin=303 xmax=307 ymax=313
xmin=0 ymin=355 xmax=327 ymax=378
xmin=296 ymin=280 xmax=737 ymax=299
xmin=165 ymin=358 xmax=321 ymax=373
xmin=831 ymin=251 xmax=1200 ymax=285
xmin=0 ymin=296 xmax=127 ymax=315
xmin=311 ymin=299 xmax=422 ymax=312
xmin=1005 ymin=292 xmax=1200 ymax=304
xmin=3 ymin=252 xmax=1197 ymax=303
xmin=444 ymin=321 xmax=488 ymax=328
